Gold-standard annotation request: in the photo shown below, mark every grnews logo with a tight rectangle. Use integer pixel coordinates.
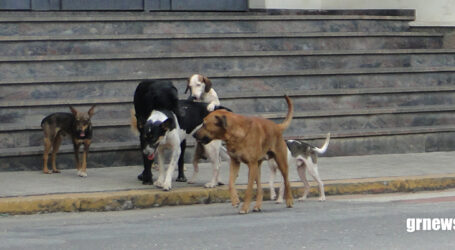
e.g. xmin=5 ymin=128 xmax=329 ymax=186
xmin=407 ymin=218 xmax=455 ymax=232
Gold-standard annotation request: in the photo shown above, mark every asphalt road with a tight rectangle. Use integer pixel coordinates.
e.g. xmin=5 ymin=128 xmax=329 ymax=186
xmin=2 ymin=190 xmax=455 ymax=250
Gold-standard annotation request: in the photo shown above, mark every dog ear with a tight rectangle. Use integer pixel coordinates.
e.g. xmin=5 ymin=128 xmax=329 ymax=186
xmin=160 ymin=118 xmax=174 ymax=131
xmin=215 ymin=115 xmax=227 ymax=129
xmin=69 ymin=105 xmax=78 ymax=116
xmin=203 ymin=76 xmax=212 ymax=93
xmin=185 ymin=77 xmax=190 ymax=94
xmin=88 ymin=105 xmax=96 ymax=118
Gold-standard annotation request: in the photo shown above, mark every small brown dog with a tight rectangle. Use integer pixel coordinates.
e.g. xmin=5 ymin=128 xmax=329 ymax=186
xmin=41 ymin=105 xmax=95 ymax=177
xmin=194 ymin=96 xmax=294 ymax=214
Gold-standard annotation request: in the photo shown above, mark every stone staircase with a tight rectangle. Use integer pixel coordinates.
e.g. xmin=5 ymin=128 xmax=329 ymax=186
xmin=1 ymin=10 xmax=454 ymax=171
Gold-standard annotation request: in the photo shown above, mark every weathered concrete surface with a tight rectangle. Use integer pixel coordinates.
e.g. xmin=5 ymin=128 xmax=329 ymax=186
xmin=1 ymin=151 xmax=454 ymax=214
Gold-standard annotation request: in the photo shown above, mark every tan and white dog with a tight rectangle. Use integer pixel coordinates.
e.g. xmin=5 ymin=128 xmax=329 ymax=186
xmin=185 ymin=74 xmax=220 ymax=112
xmin=269 ymin=133 xmax=330 ymax=203
xmin=185 ymin=74 xmax=227 ymax=188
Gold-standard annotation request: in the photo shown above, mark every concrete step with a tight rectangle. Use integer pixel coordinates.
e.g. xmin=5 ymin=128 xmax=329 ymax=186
xmin=0 ymin=32 xmax=442 ymax=56
xmin=1 ymin=125 xmax=454 ymax=171
xmin=0 ymin=15 xmax=414 ymax=36
xmin=2 ymin=86 xmax=455 ymax=124
xmin=1 ymin=105 xmax=454 ymax=149
xmin=0 ymin=49 xmax=454 ymax=80
xmin=2 ymin=67 xmax=455 ymax=102
xmin=0 ymin=9 xmax=415 ymax=18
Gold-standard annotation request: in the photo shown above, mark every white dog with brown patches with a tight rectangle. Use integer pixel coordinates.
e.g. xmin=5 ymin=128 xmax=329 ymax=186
xmin=269 ymin=133 xmax=330 ymax=203
xmin=185 ymin=74 xmax=227 ymax=188
xmin=186 ymin=74 xmax=220 ymax=112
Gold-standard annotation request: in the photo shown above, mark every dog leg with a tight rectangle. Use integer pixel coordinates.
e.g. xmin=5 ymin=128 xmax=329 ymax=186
xmin=162 ymin=146 xmax=181 ymax=191
xmin=216 ymin=156 xmax=224 ymax=186
xmin=275 ymin=145 xmax=294 ymax=208
xmin=268 ymin=160 xmax=277 ymax=201
xmin=297 ymin=165 xmax=310 ymax=201
xmin=176 ymin=140 xmax=187 ymax=182
xmin=139 ymin=139 xmax=153 ymax=184
xmin=253 ymin=162 xmax=263 ymax=212
xmin=78 ymin=140 xmax=90 ymax=177
xmin=229 ymin=160 xmax=241 ymax=208
xmin=240 ymin=162 xmax=259 ymax=214
xmin=205 ymin=142 xmax=221 ymax=188
xmin=51 ymin=135 xmax=62 ymax=173
xmin=276 ymin=182 xmax=285 ymax=204
xmin=188 ymin=153 xmax=200 ymax=184
xmin=307 ymin=163 xmax=325 ymax=201
xmin=154 ymin=148 xmax=166 ymax=188
xmin=73 ymin=140 xmax=81 ymax=171
xmin=188 ymin=142 xmax=204 ymax=184
xmin=43 ymin=137 xmax=52 ymax=174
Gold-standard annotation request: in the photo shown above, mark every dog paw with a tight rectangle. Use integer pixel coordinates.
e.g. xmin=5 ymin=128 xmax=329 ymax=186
xmin=217 ymin=181 xmax=224 ymax=186
xmin=162 ymin=183 xmax=172 ymax=191
xmin=253 ymin=207 xmax=262 ymax=212
xmin=239 ymin=209 xmax=248 ymax=214
xmin=286 ymin=199 xmax=294 ymax=208
xmin=204 ymin=182 xmax=217 ymax=188
xmin=52 ymin=169 xmax=61 ymax=173
xmin=154 ymin=180 xmax=163 ymax=188
xmin=77 ymin=171 xmax=87 ymax=177
xmin=175 ymin=176 xmax=187 ymax=182
xmin=319 ymin=196 xmax=326 ymax=202
xmin=275 ymin=198 xmax=284 ymax=204
xmin=43 ymin=169 xmax=52 ymax=174
xmin=270 ymin=193 xmax=276 ymax=201
xmin=207 ymin=103 xmax=215 ymax=112
xmin=298 ymin=196 xmax=307 ymax=202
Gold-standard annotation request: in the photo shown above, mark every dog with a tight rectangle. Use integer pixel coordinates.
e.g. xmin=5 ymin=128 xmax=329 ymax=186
xmin=194 ymin=96 xmax=294 ymax=214
xmin=185 ymin=74 xmax=228 ymax=188
xmin=132 ymin=80 xmax=231 ymax=190
xmin=133 ymin=79 xmax=185 ymax=191
xmin=269 ymin=133 xmax=330 ymax=203
xmin=41 ymin=105 xmax=95 ymax=177
xmin=185 ymin=74 xmax=220 ymax=112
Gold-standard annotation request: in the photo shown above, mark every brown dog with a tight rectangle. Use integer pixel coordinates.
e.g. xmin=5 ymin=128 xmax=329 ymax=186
xmin=194 ymin=96 xmax=294 ymax=213
xmin=41 ymin=105 xmax=95 ymax=177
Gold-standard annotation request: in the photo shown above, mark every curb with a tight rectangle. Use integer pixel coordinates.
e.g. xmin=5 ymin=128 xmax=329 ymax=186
xmin=1 ymin=174 xmax=455 ymax=215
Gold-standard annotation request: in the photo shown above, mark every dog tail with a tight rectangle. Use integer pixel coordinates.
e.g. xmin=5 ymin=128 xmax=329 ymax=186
xmin=313 ymin=133 xmax=331 ymax=154
xmin=130 ymin=109 xmax=139 ymax=136
xmin=278 ymin=95 xmax=293 ymax=131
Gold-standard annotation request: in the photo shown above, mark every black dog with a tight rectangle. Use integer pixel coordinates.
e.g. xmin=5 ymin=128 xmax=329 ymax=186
xmin=133 ymin=80 xmax=185 ymax=190
xmin=133 ymin=80 xmax=230 ymax=188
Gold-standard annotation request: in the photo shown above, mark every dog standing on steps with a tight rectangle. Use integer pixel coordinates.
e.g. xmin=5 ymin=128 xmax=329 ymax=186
xmin=185 ymin=74 xmax=220 ymax=112
xmin=269 ymin=133 xmax=330 ymax=203
xmin=41 ymin=105 xmax=95 ymax=177
xmin=185 ymin=74 xmax=227 ymax=188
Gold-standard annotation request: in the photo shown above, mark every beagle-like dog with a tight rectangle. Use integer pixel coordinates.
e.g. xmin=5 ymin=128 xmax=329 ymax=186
xmin=194 ymin=96 xmax=294 ymax=214
xmin=185 ymin=74 xmax=220 ymax=112
xmin=186 ymin=74 xmax=228 ymax=188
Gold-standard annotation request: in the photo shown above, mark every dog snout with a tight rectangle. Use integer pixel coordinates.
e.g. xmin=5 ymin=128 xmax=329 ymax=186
xmin=191 ymin=96 xmax=198 ymax=101
xmin=201 ymin=136 xmax=212 ymax=144
xmin=193 ymin=131 xmax=201 ymax=140
xmin=193 ymin=132 xmax=212 ymax=145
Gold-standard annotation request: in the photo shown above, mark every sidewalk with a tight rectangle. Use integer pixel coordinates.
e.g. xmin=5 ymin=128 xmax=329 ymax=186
xmin=1 ymin=151 xmax=455 ymax=214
